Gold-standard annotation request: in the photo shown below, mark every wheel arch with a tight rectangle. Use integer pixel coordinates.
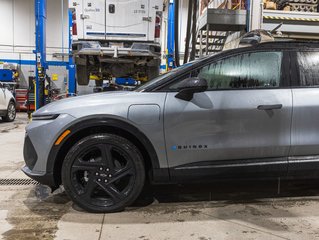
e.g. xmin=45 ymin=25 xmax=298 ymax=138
xmin=8 ymin=97 xmax=16 ymax=107
xmin=47 ymin=117 xmax=161 ymax=187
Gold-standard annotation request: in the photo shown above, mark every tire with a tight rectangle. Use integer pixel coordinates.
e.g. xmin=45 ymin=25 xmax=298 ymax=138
xmin=62 ymin=133 xmax=145 ymax=213
xmin=76 ymin=65 xmax=90 ymax=86
xmin=146 ymin=66 xmax=160 ymax=81
xmin=2 ymin=101 xmax=16 ymax=122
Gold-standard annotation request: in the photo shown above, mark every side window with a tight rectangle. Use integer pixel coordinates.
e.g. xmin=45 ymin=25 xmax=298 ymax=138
xmin=200 ymin=51 xmax=282 ymax=90
xmin=169 ymin=51 xmax=283 ymax=90
xmin=297 ymin=52 xmax=319 ymax=87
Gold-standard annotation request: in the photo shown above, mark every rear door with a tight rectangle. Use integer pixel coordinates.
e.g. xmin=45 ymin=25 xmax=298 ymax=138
xmin=164 ymin=50 xmax=292 ymax=180
xmin=83 ymin=0 xmax=106 ymax=40
xmin=105 ymin=0 xmax=150 ymax=41
xmin=289 ymin=50 xmax=319 ymax=177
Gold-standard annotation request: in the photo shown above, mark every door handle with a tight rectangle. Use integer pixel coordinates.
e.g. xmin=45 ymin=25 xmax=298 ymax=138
xmin=257 ymin=104 xmax=283 ymax=110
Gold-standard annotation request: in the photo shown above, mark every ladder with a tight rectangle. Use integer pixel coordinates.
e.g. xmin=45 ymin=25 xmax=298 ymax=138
xmin=196 ymin=30 xmax=230 ymax=57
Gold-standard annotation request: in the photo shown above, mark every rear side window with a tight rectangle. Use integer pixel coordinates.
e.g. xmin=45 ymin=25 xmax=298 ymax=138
xmin=297 ymin=52 xmax=319 ymax=87
xmin=168 ymin=51 xmax=283 ymax=90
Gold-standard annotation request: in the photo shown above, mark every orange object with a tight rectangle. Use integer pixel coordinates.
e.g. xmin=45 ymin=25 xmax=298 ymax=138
xmin=265 ymin=1 xmax=277 ymax=10
xmin=55 ymin=130 xmax=71 ymax=146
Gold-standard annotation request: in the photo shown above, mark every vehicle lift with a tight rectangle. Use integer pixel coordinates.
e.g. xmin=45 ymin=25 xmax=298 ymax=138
xmin=34 ymin=0 xmax=76 ymax=110
xmin=166 ymin=0 xmax=175 ymax=70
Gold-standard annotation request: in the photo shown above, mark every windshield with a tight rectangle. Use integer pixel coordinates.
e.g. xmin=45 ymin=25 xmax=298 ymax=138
xmin=135 ymin=60 xmax=203 ymax=92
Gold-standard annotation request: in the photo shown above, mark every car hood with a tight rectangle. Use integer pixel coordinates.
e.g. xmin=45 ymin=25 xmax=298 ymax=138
xmin=35 ymin=91 xmax=167 ymax=119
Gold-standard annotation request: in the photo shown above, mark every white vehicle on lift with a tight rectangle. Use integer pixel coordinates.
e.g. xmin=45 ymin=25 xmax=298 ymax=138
xmin=0 ymin=82 xmax=16 ymax=122
xmin=69 ymin=0 xmax=163 ymax=86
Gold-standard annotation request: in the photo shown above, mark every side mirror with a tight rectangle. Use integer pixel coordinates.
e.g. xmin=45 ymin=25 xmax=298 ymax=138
xmin=175 ymin=77 xmax=208 ymax=101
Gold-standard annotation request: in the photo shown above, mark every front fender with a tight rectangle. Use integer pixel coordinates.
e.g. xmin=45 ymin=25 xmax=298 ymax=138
xmin=47 ymin=115 xmax=165 ymax=185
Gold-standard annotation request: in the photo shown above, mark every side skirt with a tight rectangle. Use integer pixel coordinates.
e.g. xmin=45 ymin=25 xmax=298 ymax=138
xmin=288 ymin=155 xmax=319 ymax=179
xmin=169 ymin=158 xmax=288 ymax=182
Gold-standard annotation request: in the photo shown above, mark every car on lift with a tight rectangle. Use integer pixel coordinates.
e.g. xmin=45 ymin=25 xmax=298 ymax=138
xmin=23 ymin=41 xmax=319 ymax=213
xmin=0 ymin=82 xmax=16 ymax=122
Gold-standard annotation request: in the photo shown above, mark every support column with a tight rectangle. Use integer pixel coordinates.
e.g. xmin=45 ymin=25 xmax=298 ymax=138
xmin=250 ymin=0 xmax=263 ymax=31
xmin=167 ymin=0 xmax=175 ymax=70
xmin=34 ymin=0 xmax=47 ymax=110
xmin=68 ymin=9 xmax=76 ymax=95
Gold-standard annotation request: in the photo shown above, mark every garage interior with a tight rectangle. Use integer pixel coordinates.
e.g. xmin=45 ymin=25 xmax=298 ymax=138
xmin=1 ymin=0 xmax=319 ymax=239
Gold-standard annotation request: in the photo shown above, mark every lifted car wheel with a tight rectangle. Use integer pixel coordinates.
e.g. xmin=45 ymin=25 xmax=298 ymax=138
xmin=76 ymin=65 xmax=90 ymax=85
xmin=2 ymin=101 xmax=16 ymax=122
xmin=147 ymin=66 xmax=160 ymax=81
xmin=62 ymin=133 xmax=145 ymax=213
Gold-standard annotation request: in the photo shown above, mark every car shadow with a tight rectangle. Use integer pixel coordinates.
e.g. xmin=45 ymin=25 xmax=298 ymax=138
xmin=20 ymin=179 xmax=319 ymax=234
xmin=123 ymin=179 xmax=319 ymax=233
xmin=151 ymin=179 xmax=319 ymax=203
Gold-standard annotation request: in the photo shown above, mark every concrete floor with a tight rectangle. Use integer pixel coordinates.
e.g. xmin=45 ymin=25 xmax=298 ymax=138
xmin=1 ymin=113 xmax=319 ymax=240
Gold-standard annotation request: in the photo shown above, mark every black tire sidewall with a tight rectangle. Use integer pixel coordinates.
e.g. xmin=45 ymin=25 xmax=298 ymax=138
xmin=76 ymin=65 xmax=90 ymax=85
xmin=3 ymin=102 xmax=16 ymax=122
xmin=62 ymin=133 xmax=145 ymax=213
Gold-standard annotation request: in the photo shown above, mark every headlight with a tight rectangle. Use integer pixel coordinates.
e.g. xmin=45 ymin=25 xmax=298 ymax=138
xmin=32 ymin=114 xmax=60 ymax=121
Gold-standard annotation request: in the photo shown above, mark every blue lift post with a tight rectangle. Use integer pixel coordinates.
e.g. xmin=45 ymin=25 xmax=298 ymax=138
xmin=34 ymin=1 xmax=76 ymax=111
xmin=68 ymin=9 xmax=76 ymax=96
xmin=166 ymin=0 xmax=175 ymax=71
xmin=34 ymin=0 xmax=47 ymax=110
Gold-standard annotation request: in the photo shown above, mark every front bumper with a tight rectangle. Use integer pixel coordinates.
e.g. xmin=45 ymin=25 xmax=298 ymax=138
xmin=22 ymin=113 xmax=76 ymax=186
xmin=22 ymin=165 xmax=56 ymax=187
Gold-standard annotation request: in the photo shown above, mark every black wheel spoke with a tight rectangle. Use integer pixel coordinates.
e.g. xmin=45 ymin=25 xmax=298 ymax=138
xmin=98 ymin=144 xmax=114 ymax=170
xmin=112 ymin=164 xmax=134 ymax=182
xmin=72 ymin=160 xmax=100 ymax=173
xmin=81 ymin=177 xmax=97 ymax=201
xmin=97 ymin=182 xmax=125 ymax=202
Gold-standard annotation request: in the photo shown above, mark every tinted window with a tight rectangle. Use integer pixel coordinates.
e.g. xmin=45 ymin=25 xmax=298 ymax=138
xmin=169 ymin=51 xmax=283 ymax=90
xmin=297 ymin=52 xmax=319 ymax=87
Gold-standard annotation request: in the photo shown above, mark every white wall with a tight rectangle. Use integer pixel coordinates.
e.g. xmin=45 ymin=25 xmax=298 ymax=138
xmin=0 ymin=0 xmax=202 ymax=87
xmin=0 ymin=0 xmax=69 ymax=55
xmin=250 ymin=0 xmax=263 ymax=31
xmin=178 ymin=0 xmax=189 ymax=56
xmin=0 ymin=0 xmax=69 ymax=88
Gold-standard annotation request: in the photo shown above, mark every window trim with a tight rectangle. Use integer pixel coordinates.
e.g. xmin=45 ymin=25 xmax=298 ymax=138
xmin=159 ymin=49 xmax=288 ymax=92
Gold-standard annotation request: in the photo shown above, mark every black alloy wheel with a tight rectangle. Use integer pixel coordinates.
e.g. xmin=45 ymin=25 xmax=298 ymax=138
xmin=62 ymin=133 xmax=145 ymax=213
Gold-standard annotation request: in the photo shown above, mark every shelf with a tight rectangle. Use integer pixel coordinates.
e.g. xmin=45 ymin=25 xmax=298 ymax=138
xmin=263 ymin=10 xmax=319 ymax=35
xmin=198 ymin=8 xmax=247 ymax=32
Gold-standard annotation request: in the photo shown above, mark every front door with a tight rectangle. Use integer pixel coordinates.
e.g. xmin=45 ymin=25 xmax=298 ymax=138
xmin=164 ymin=51 xmax=292 ymax=181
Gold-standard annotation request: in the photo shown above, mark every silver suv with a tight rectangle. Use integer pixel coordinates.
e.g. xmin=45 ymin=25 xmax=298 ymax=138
xmin=23 ymin=42 xmax=319 ymax=212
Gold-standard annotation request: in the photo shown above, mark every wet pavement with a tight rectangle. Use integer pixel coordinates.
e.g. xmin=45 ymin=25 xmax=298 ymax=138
xmin=1 ymin=113 xmax=319 ymax=240
xmin=0 ymin=112 xmax=29 ymax=133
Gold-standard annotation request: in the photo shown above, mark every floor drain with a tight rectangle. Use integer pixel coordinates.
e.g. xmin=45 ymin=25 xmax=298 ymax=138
xmin=0 ymin=178 xmax=39 ymax=186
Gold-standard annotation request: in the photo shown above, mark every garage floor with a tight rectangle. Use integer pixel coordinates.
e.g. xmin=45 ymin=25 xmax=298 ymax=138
xmin=1 ymin=113 xmax=319 ymax=240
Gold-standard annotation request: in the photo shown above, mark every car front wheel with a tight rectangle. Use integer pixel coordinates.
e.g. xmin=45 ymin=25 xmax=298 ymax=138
xmin=62 ymin=133 xmax=145 ymax=213
xmin=2 ymin=101 xmax=16 ymax=122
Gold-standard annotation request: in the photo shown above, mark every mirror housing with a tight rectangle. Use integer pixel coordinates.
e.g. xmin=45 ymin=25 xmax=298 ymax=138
xmin=175 ymin=77 xmax=208 ymax=101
